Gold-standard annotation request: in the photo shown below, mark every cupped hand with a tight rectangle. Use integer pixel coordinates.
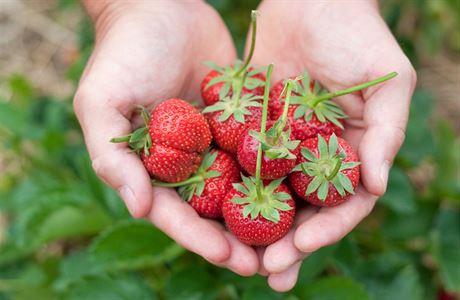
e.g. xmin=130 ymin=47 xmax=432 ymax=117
xmin=249 ymin=0 xmax=417 ymax=291
xmin=74 ymin=1 xmax=259 ymax=276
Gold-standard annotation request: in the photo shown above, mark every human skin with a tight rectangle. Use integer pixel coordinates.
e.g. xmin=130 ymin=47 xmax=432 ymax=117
xmin=74 ymin=0 xmax=416 ymax=292
xmin=249 ymin=0 xmax=416 ymax=292
xmin=74 ymin=0 xmax=261 ymax=277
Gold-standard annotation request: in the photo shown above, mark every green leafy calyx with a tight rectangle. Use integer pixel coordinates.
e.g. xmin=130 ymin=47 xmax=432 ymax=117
xmin=292 ymin=134 xmax=360 ymax=201
xmin=289 ymin=71 xmax=347 ymax=129
xmin=231 ymin=176 xmax=293 ymax=223
xmin=152 ymin=151 xmax=221 ymax=201
xmin=249 ymin=124 xmax=300 ymax=160
xmin=202 ymin=92 xmax=262 ymax=123
xmin=110 ymin=106 xmax=152 ymax=155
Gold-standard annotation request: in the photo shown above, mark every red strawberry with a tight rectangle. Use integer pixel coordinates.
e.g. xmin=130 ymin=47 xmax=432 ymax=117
xmin=205 ymin=103 xmax=262 ymax=154
xmin=200 ymin=11 xmax=265 ymax=106
xmin=111 ymin=99 xmax=212 ymax=182
xmin=269 ymin=74 xmax=343 ymax=141
xmin=289 ymin=134 xmax=360 ymax=207
xmin=222 ymin=177 xmax=296 ymax=246
xmin=153 ymin=149 xmax=241 ymax=218
xmin=237 ymin=119 xmax=299 ymax=180
xmin=270 ymin=71 xmax=398 ymax=141
xmin=141 ymin=144 xmax=202 ymax=183
xmin=201 ymin=68 xmax=265 ymax=106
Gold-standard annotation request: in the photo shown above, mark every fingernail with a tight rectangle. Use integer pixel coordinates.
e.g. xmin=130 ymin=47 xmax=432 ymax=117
xmin=380 ymin=160 xmax=390 ymax=193
xmin=119 ymin=185 xmax=137 ymax=216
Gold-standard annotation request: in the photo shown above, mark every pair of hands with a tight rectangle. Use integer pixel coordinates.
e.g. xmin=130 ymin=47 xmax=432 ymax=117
xmin=73 ymin=0 xmax=416 ymax=292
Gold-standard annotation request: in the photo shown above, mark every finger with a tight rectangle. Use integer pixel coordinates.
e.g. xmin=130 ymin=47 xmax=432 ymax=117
xmin=267 ymin=261 xmax=302 ymax=292
xmin=263 ymin=208 xmax=316 ymax=273
xmin=360 ymin=60 xmax=416 ymax=196
xmin=149 ymin=187 xmax=231 ymax=264
xmin=219 ymin=231 xmax=259 ymax=276
xmin=74 ymin=85 xmax=152 ymax=218
xmin=256 ymin=247 xmax=269 ymax=276
xmin=294 ymin=187 xmax=377 ymax=253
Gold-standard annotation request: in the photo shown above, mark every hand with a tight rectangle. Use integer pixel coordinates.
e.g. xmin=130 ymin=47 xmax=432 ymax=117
xmin=249 ymin=0 xmax=417 ymax=291
xmin=74 ymin=0 xmax=259 ymax=276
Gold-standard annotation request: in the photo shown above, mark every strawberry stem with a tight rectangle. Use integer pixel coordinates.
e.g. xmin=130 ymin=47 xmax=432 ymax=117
xmin=233 ymin=70 xmax=249 ymax=108
xmin=234 ymin=10 xmax=258 ymax=78
xmin=311 ymin=71 xmax=398 ymax=107
xmin=325 ymin=157 xmax=343 ymax=180
xmin=255 ymin=64 xmax=273 ymax=198
xmin=152 ymin=175 xmax=203 ymax=188
xmin=110 ymin=135 xmax=131 ymax=143
xmin=273 ymin=80 xmax=295 ymax=142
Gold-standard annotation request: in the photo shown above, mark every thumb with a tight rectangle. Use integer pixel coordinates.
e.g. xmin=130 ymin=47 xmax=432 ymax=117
xmin=73 ymin=85 xmax=153 ymax=218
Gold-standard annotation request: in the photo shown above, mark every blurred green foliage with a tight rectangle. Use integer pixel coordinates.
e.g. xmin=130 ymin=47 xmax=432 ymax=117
xmin=0 ymin=0 xmax=459 ymax=299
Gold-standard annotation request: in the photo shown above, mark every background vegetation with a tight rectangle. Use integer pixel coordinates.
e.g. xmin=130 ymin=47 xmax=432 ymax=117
xmin=0 ymin=0 xmax=459 ymax=299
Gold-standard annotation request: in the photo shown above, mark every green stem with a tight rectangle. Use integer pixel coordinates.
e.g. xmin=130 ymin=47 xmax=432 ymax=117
xmin=233 ymin=71 xmax=248 ymax=108
xmin=326 ymin=158 xmax=343 ymax=180
xmin=311 ymin=71 xmax=398 ymax=107
xmin=234 ymin=10 xmax=258 ymax=77
xmin=110 ymin=135 xmax=131 ymax=143
xmin=255 ymin=64 xmax=273 ymax=199
xmin=152 ymin=175 xmax=203 ymax=188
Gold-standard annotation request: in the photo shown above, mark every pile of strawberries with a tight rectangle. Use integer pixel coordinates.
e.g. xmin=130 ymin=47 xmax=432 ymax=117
xmin=112 ymin=11 xmax=396 ymax=246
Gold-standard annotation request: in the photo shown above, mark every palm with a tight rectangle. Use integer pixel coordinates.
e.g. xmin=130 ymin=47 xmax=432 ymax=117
xmin=247 ymin=1 xmax=416 ymax=291
xmin=75 ymin=2 xmax=262 ymax=277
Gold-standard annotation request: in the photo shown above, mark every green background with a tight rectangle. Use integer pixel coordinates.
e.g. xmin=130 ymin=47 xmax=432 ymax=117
xmin=0 ymin=0 xmax=459 ymax=299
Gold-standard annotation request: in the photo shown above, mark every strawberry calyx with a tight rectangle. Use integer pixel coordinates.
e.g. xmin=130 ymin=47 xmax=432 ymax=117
xmin=203 ymin=11 xmax=264 ymax=101
xmin=290 ymin=71 xmax=398 ymax=129
xmin=292 ymin=134 xmax=360 ymax=201
xmin=110 ymin=106 xmax=152 ymax=155
xmin=151 ymin=151 xmax=221 ymax=200
xmin=231 ymin=176 xmax=292 ymax=223
xmin=249 ymin=78 xmax=300 ymax=159
xmin=201 ymin=88 xmax=262 ymax=123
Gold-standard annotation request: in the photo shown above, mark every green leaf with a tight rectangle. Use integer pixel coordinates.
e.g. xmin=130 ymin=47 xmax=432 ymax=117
xmin=317 ymin=135 xmax=328 ymax=158
xmin=379 ymin=166 xmax=416 ymax=214
xmin=338 ymin=173 xmax=355 ymax=194
xmin=63 ymin=274 xmax=157 ymax=300
xmin=297 ymin=276 xmax=372 ymax=300
xmin=203 ymin=61 xmax=224 ymax=72
xmin=37 ymin=205 xmax=113 ymax=243
xmin=165 ymin=267 xmax=218 ymax=300
xmin=247 ymin=66 xmax=266 ymax=76
xmin=243 ymin=203 xmax=256 ymax=218
xmin=328 ymin=134 xmax=338 ymax=156
xmin=89 ymin=220 xmax=179 ymax=270
xmin=306 ymin=176 xmax=322 ymax=195
xmin=294 ymin=105 xmax=308 ymax=119
xmin=205 ymin=75 xmax=228 ymax=89
xmin=317 ymin=181 xmax=329 ymax=200
xmin=301 ymin=148 xmax=318 ymax=162
xmin=430 ymin=208 xmax=460 ymax=292
xmin=373 ymin=266 xmax=424 ymax=300
xmin=273 ymin=192 xmax=291 ymax=201
xmin=219 ymin=82 xmax=232 ymax=100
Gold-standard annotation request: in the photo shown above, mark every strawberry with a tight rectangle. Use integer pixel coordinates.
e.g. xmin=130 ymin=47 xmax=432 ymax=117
xmin=201 ymin=68 xmax=265 ymax=106
xmin=222 ymin=177 xmax=296 ymax=246
xmin=111 ymin=99 xmax=212 ymax=182
xmin=205 ymin=104 xmax=262 ymax=154
xmin=289 ymin=134 xmax=360 ymax=207
xmin=200 ymin=11 xmax=265 ymax=106
xmin=202 ymin=11 xmax=265 ymax=154
xmin=153 ymin=149 xmax=241 ymax=218
xmin=269 ymin=73 xmax=344 ymax=141
xmin=270 ymin=71 xmax=398 ymax=141
xmin=237 ymin=79 xmax=301 ymax=179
